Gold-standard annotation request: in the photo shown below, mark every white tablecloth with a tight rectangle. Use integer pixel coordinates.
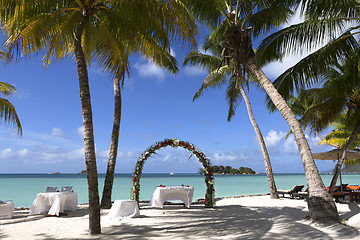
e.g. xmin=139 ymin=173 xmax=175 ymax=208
xmin=29 ymin=191 xmax=78 ymax=216
xmin=149 ymin=186 xmax=194 ymax=208
xmin=0 ymin=201 xmax=14 ymax=219
xmin=109 ymin=200 xmax=140 ymax=220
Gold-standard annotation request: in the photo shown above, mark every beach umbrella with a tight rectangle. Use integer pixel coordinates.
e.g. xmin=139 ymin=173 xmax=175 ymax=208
xmin=313 ymin=149 xmax=360 ymax=190
xmin=312 ymin=149 xmax=360 ymax=160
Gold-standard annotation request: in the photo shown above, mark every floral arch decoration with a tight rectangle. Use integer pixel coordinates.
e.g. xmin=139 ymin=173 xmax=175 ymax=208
xmin=130 ymin=138 xmax=215 ymax=207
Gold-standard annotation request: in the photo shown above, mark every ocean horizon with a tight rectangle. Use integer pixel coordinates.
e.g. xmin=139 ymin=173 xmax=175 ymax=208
xmin=1 ymin=173 xmax=360 ymax=208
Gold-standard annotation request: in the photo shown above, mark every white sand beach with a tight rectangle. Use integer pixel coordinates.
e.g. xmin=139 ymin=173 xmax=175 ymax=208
xmin=1 ymin=195 xmax=360 ymax=239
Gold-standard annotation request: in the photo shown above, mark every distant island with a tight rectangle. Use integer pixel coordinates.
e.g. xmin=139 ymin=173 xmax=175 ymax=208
xmin=321 ymin=163 xmax=360 ymax=174
xmin=77 ymin=170 xmax=87 ymax=174
xmin=198 ymin=165 xmax=258 ymax=175
xmin=341 ymin=163 xmax=360 ymax=173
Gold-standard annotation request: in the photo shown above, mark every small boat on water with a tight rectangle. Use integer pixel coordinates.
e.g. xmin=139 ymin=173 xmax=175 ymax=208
xmin=170 ymin=172 xmax=175 ymax=175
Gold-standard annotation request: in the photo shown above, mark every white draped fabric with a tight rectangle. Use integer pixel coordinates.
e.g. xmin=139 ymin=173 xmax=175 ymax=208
xmin=109 ymin=200 xmax=140 ymax=220
xmin=29 ymin=191 xmax=77 ymax=216
xmin=0 ymin=201 xmax=14 ymax=219
xmin=149 ymin=186 xmax=194 ymax=208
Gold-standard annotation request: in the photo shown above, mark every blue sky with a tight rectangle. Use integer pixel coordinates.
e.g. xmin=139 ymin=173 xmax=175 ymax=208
xmin=0 ymin=12 xmax=337 ymax=174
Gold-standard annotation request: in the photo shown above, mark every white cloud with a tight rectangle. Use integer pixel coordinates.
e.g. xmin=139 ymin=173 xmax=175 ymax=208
xmin=182 ymin=65 xmax=207 ymax=76
xmin=0 ymin=148 xmax=14 ymax=159
xmin=264 ymin=129 xmax=286 ymax=148
xmin=262 ymin=53 xmax=309 ymax=79
xmin=170 ymin=48 xmax=176 ymax=57
xmin=0 ymin=146 xmax=85 ymax=164
xmin=51 ymin=127 xmax=65 ymax=137
xmin=117 ymin=151 xmax=138 ymax=159
xmin=77 ymin=126 xmax=84 ymax=138
xmin=97 ymin=150 xmax=109 ymax=159
xmin=281 ymin=7 xmax=304 ymax=28
xmin=283 ymin=133 xmax=331 ymax=155
xmin=18 ymin=148 xmax=29 ymax=158
xmin=162 ymin=154 xmax=171 ymax=162
xmin=283 ymin=135 xmax=298 ymax=154
xmin=134 ymin=61 xmax=165 ymax=83
xmin=213 ymin=151 xmax=238 ymax=162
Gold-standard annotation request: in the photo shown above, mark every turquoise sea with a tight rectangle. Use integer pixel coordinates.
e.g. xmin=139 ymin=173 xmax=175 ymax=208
xmin=1 ymin=173 xmax=360 ymax=208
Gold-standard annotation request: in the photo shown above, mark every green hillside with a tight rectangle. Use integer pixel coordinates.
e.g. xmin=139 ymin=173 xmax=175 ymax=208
xmin=342 ymin=164 xmax=360 ymax=173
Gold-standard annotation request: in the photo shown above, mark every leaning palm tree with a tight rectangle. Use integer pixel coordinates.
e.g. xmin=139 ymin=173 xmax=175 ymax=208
xmin=186 ymin=0 xmax=339 ymax=222
xmin=100 ymin=44 xmax=179 ymax=209
xmin=276 ymin=50 xmax=360 ymax=193
xmin=258 ymin=0 xmax=360 ymax=199
xmin=0 ymin=0 xmax=197 ymax=234
xmin=184 ymin=37 xmax=279 ymax=198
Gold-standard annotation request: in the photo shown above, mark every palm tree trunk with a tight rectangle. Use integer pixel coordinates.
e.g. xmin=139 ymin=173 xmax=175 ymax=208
xmin=238 ymin=84 xmax=279 ymax=198
xmin=74 ymin=13 xmax=101 ymax=234
xmin=101 ymin=77 xmax=122 ymax=209
xmin=329 ymin=118 xmax=360 ymax=193
xmin=246 ymin=56 xmax=340 ymax=222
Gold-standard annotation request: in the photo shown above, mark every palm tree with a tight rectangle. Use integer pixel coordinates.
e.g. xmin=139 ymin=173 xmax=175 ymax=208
xmin=300 ymin=52 xmax=360 ymax=193
xmin=186 ymin=0 xmax=339 ymax=222
xmin=319 ymin=114 xmax=360 ymax=152
xmin=183 ymin=37 xmax=279 ymax=198
xmin=258 ymin=0 xmax=360 ymax=198
xmin=0 ymin=0 xmax=197 ymax=234
xmin=100 ymin=66 xmax=125 ymax=209
xmin=101 ymin=44 xmax=179 ymax=209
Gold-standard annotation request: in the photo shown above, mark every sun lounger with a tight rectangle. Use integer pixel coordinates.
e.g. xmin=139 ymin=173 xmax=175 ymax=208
xmin=293 ymin=187 xmax=308 ymax=199
xmin=331 ymin=192 xmax=346 ymax=202
xmin=46 ymin=187 xmax=57 ymax=193
xmin=61 ymin=186 xmax=72 ymax=192
xmin=326 ymin=186 xmax=347 ymax=202
xmin=278 ymin=185 xmax=304 ymax=198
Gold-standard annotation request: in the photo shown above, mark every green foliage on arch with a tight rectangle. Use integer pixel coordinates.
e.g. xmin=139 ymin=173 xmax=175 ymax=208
xmin=130 ymin=138 xmax=215 ymax=207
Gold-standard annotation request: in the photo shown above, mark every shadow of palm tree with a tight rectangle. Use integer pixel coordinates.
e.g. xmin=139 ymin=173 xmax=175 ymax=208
xmin=98 ymin=205 xmax=359 ymax=239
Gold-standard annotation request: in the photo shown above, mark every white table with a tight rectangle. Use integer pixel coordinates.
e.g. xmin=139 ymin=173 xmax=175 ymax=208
xmin=149 ymin=186 xmax=194 ymax=208
xmin=0 ymin=201 xmax=14 ymax=219
xmin=29 ymin=191 xmax=78 ymax=216
xmin=109 ymin=200 xmax=140 ymax=220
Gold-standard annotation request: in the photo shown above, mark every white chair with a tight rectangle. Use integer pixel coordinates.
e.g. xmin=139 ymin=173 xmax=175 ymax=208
xmin=0 ymin=200 xmax=14 ymax=219
xmin=46 ymin=187 xmax=57 ymax=192
xmin=61 ymin=186 xmax=72 ymax=192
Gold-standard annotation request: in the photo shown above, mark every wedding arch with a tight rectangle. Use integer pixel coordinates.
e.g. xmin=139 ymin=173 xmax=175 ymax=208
xmin=130 ymin=138 xmax=215 ymax=207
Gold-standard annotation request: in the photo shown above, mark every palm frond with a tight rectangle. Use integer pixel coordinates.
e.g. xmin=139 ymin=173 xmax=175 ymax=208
xmin=226 ymin=75 xmax=241 ymax=121
xmin=249 ymin=4 xmax=293 ymax=38
xmin=257 ymin=18 xmax=350 ymax=64
xmin=193 ymin=65 xmax=230 ymax=101
xmin=265 ymin=33 xmax=359 ymax=111
xmin=303 ymin=0 xmax=360 ymax=20
xmin=183 ymin=51 xmax=221 ymax=72
xmin=0 ymin=82 xmax=16 ymax=96
xmin=0 ymin=98 xmax=22 ymax=135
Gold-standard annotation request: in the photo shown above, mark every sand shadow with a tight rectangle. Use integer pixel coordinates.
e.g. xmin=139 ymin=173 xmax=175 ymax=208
xmin=93 ymin=205 xmax=359 ymax=239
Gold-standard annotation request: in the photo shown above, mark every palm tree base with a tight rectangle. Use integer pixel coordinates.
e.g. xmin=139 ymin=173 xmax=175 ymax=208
xmin=307 ymin=196 xmax=341 ymax=222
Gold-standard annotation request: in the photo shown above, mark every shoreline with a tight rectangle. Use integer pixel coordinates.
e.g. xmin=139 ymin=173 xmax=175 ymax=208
xmin=1 ymin=195 xmax=360 ymax=239
xmin=13 ymin=193 xmax=271 ymax=210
